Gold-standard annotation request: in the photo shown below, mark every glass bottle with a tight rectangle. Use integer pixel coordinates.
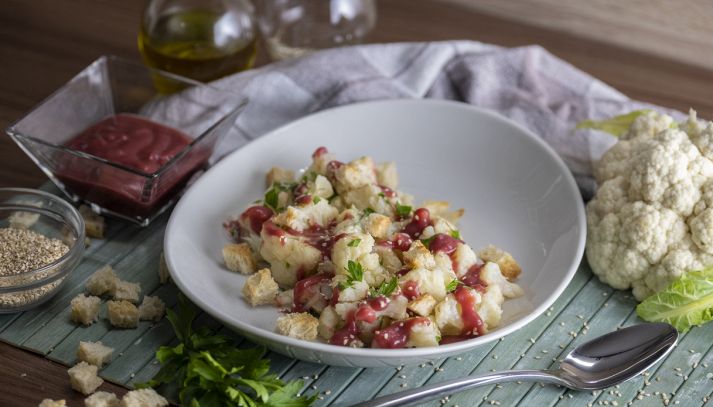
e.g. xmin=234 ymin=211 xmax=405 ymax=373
xmin=257 ymin=0 xmax=376 ymax=61
xmin=139 ymin=0 xmax=257 ymax=92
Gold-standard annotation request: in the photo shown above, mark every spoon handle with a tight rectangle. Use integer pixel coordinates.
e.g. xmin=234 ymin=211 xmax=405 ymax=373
xmin=352 ymin=369 xmax=565 ymax=407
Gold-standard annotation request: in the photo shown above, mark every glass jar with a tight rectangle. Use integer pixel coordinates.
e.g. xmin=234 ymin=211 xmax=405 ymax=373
xmin=257 ymin=0 xmax=377 ymax=60
xmin=139 ymin=0 xmax=257 ymax=92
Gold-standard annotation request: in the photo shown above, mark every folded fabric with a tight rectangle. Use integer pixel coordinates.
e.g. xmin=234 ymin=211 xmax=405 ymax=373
xmin=149 ymin=41 xmax=676 ymax=198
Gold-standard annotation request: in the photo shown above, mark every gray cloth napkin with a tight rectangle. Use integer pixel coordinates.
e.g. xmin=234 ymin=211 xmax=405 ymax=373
xmin=168 ymin=41 xmax=673 ymax=198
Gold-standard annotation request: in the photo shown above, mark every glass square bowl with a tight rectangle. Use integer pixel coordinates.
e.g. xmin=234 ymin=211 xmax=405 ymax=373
xmin=6 ymin=56 xmax=247 ymax=226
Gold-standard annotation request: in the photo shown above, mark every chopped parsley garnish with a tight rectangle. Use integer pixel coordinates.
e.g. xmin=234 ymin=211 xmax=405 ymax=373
xmin=450 ymin=230 xmax=461 ymax=240
xmin=446 ymin=279 xmax=461 ymax=292
xmin=361 ymin=208 xmax=375 ymax=219
xmin=339 ymin=260 xmax=364 ymax=290
xmin=300 ymin=171 xmax=318 ymax=183
xmin=370 ymin=276 xmax=398 ymax=297
xmin=347 ymin=238 xmax=361 ymax=247
xmin=264 ymin=182 xmax=296 ymax=212
xmin=313 ymin=196 xmax=322 ymax=204
xmin=378 ymin=192 xmax=386 ymax=199
xmin=395 ymin=202 xmax=412 ymax=218
xmin=420 ymin=235 xmax=436 ymax=248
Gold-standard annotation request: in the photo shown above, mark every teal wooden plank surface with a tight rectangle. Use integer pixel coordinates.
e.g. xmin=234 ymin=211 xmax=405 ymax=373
xmin=1 ymin=186 xmax=711 ymax=407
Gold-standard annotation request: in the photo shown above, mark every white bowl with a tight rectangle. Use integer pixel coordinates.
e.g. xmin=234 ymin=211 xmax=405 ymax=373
xmin=164 ymin=99 xmax=586 ymax=367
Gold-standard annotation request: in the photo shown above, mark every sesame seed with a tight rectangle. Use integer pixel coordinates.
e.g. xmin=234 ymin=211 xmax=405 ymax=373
xmin=325 ymin=390 xmax=332 ymax=395
xmin=401 ymin=383 xmax=407 ymax=388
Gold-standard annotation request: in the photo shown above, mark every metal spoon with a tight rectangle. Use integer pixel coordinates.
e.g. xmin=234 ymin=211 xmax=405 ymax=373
xmin=354 ymin=322 xmax=678 ymax=407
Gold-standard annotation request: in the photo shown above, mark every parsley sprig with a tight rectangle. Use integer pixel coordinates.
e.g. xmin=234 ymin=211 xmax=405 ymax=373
xmin=140 ymin=294 xmax=315 ymax=407
xmin=394 ymin=202 xmax=412 ymax=218
xmin=347 ymin=238 xmax=361 ymax=247
xmin=338 ymin=260 xmax=364 ymax=290
xmin=446 ymin=279 xmax=461 ymax=292
xmin=263 ymin=182 xmax=296 ymax=212
xmin=369 ymin=276 xmax=399 ymax=297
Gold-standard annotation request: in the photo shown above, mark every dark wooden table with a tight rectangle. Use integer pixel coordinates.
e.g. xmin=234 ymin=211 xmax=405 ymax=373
xmin=1 ymin=0 xmax=712 ymax=405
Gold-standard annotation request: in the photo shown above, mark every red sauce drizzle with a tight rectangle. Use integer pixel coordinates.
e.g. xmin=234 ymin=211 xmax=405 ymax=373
xmin=376 ymin=233 xmax=413 ymax=252
xmin=396 ymin=267 xmax=411 ymax=277
xmin=460 ymin=263 xmax=487 ymax=293
xmin=240 ymin=206 xmax=274 ymax=234
xmin=401 ymin=208 xmax=431 ymax=238
xmin=330 ymin=310 xmax=360 ymax=346
xmin=372 ymin=317 xmax=431 ymax=349
xmin=368 ymin=295 xmax=389 ymax=311
xmin=379 ymin=185 xmax=396 ymax=198
xmin=293 ymin=273 xmax=333 ymax=312
xmin=427 ymin=233 xmax=462 ymax=255
xmin=293 ymin=183 xmax=309 ymax=196
xmin=402 ymin=280 xmax=420 ymax=300
xmin=262 ymin=221 xmax=287 ymax=244
xmin=453 ymin=286 xmax=485 ymax=336
xmin=295 ymin=195 xmax=312 ymax=205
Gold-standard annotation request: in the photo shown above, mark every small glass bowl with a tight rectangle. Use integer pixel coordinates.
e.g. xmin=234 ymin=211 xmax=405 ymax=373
xmin=6 ymin=55 xmax=247 ymax=226
xmin=0 ymin=188 xmax=85 ymax=313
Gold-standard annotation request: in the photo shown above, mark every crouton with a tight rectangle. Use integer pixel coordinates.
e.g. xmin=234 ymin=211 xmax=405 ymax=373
xmin=408 ymin=294 xmax=438 ymax=317
xmin=86 ymin=265 xmax=118 ymax=296
xmin=68 ymin=361 xmax=103 ymax=395
xmin=276 ymin=312 xmax=319 ymax=340
xmin=403 ymin=241 xmax=436 ymax=269
xmin=478 ymin=245 xmax=521 ymax=280
xmin=120 ymin=389 xmax=168 ymax=407
xmin=71 ymin=294 xmax=101 ymax=326
xmin=363 ymin=213 xmax=391 ymax=240
xmin=77 ymin=341 xmax=113 ymax=368
xmin=112 ymin=280 xmax=141 ymax=303
xmin=79 ymin=205 xmax=105 ymax=239
xmin=138 ymin=296 xmax=166 ymax=322
xmin=107 ymin=300 xmax=139 ymax=329
xmin=84 ymin=391 xmax=120 ymax=407
xmin=38 ymin=400 xmax=66 ymax=407
xmin=376 ymin=162 xmax=398 ymax=189
xmin=266 ymin=166 xmax=295 ymax=187
xmin=223 ymin=243 xmax=256 ymax=274
xmin=242 ymin=268 xmax=279 ymax=306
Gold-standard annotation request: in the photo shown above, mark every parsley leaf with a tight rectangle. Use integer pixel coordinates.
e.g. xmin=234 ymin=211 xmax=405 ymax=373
xmin=347 ymin=238 xmax=361 ymax=247
xmin=395 ymin=202 xmax=412 ymax=218
xmin=420 ymin=235 xmax=436 ymax=248
xmin=450 ymin=230 xmax=461 ymax=239
xmin=339 ymin=260 xmax=364 ymax=290
xmin=378 ymin=192 xmax=386 ymax=199
xmin=312 ymin=196 xmax=322 ymax=204
xmin=140 ymin=293 xmax=316 ymax=406
xmin=370 ymin=276 xmax=399 ymax=297
xmin=446 ymin=279 xmax=461 ymax=292
xmin=264 ymin=188 xmax=279 ymax=211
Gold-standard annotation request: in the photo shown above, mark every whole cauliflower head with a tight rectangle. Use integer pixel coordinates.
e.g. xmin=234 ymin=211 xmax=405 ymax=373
xmin=587 ymin=110 xmax=713 ymax=300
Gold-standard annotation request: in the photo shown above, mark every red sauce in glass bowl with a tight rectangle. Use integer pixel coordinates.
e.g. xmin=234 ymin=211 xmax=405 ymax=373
xmin=56 ymin=114 xmax=209 ymax=220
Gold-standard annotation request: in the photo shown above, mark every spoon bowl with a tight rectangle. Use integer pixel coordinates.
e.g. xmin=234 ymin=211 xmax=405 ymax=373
xmin=355 ymin=323 xmax=679 ymax=407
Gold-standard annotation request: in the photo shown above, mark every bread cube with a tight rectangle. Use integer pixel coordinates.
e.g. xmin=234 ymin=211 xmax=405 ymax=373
xmin=334 ymin=156 xmax=377 ymax=192
xmin=138 ymin=296 xmax=166 ymax=322
xmin=266 ymin=166 xmax=294 ymax=187
xmin=242 ymin=268 xmax=279 ymax=306
xmin=68 ymin=361 xmax=103 ymax=395
xmin=158 ymin=252 xmax=170 ymax=284
xmin=38 ymin=400 xmax=66 ymax=407
xmin=77 ymin=341 xmax=113 ymax=368
xmin=84 ymin=391 xmax=120 ymax=407
xmin=120 ymin=388 xmax=168 ymax=407
xmin=407 ymin=294 xmax=437 ymax=317
xmin=363 ymin=213 xmax=391 ymax=240
xmin=71 ymin=294 xmax=101 ymax=326
xmin=111 ymin=280 xmax=141 ymax=303
xmin=276 ymin=312 xmax=319 ymax=340
xmin=223 ymin=243 xmax=256 ymax=274
xmin=86 ymin=265 xmax=118 ymax=296
xmin=79 ymin=205 xmax=105 ymax=239
xmin=107 ymin=300 xmax=139 ymax=329
xmin=403 ymin=241 xmax=436 ymax=269
xmin=478 ymin=245 xmax=522 ymax=280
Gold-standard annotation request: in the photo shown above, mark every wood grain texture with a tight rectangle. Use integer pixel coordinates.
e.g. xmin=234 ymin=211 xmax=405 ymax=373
xmin=1 ymin=1 xmax=713 ymax=406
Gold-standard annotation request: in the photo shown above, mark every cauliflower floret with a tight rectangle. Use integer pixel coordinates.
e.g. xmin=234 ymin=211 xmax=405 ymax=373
xmin=586 ymin=200 xmax=687 ymax=298
xmin=266 ymin=166 xmax=294 ymax=187
xmin=308 ymin=148 xmax=337 ymax=175
xmin=318 ymin=305 xmax=340 ymax=340
xmin=331 ymin=233 xmax=387 ymax=286
xmin=431 ymin=216 xmax=459 ymax=236
xmin=376 ymin=162 xmax=398 ymax=189
xmin=333 ymin=207 xmax=363 ymax=234
xmin=479 ymin=262 xmax=523 ymax=299
xmin=311 ymin=175 xmax=334 ymax=199
xmin=408 ymin=294 xmax=438 ymax=317
xmin=334 ymin=279 xmax=369 ymax=302
xmin=362 ymin=213 xmax=391 ymax=240
xmin=402 ymin=241 xmax=436 ymax=269
xmin=272 ymin=199 xmax=338 ymax=232
xmin=334 ymin=156 xmax=378 ymax=193
xmin=405 ymin=318 xmax=441 ymax=347
xmin=260 ymin=228 xmax=322 ymax=287
xmin=621 ymin=110 xmax=675 ymax=140
xmin=399 ymin=267 xmax=453 ymax=302
xmin=342 ymin=184 xmax=394 ymax=216
xmin=452 ymin=243 xmax=478 ymax=277
xmin=434 ymin=289 xmax=482 ymax=336
xmin=478 ymin=246 xmax=522 ymax=281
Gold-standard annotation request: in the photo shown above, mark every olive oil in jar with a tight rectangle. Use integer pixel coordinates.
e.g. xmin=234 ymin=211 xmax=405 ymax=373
xmin=139 ymin=7 xmax=256 ymax=93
